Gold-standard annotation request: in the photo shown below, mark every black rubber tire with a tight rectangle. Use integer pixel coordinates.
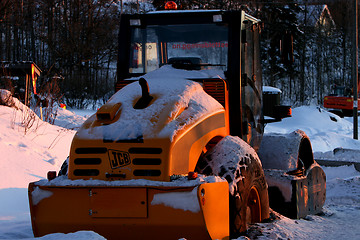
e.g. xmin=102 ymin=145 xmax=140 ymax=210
xmin=195 ymin=136 xmax=269 ymax=237
xmin=58 ymin=157 xmax=69 ymax=176
xmin=230 ymin=154 xmax=269 ymax=236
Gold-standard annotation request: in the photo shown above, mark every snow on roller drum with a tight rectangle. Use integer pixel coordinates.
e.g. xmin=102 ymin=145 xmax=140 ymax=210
xmin=28 ymin=8 xmax=326 ymax=240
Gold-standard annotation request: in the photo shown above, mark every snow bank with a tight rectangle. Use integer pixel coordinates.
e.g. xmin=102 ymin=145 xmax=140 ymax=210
xmin=324 ymin=165 xmax=360 ymax=205
xmin=53 ymin=107 xmax=87 ymax=129
xmin=0 ymin=89 xmax=17 ymax=108
xmin=323 ymin=165 xmax=360 ymax=180
xmin=314 ymin=147 xmax=360 ymax=163
xmin=265 ymin=106 xmax=360 ymax=153
xmin=22 ymin=231 xmax=106 ymax=240
xmin=0 ymin=99 xmax=76 ymax=189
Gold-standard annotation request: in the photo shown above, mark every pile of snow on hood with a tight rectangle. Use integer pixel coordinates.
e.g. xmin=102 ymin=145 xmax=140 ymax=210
xmin=78 ymin=65 xmax=224 ymax=141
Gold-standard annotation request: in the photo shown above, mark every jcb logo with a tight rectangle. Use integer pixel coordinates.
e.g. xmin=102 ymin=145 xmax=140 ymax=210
xmin=108 ymin=150 xmax=131 ymax=169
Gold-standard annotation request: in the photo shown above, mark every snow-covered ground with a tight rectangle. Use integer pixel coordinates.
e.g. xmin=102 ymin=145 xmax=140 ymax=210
xmin=257 ymin=107 xmax=360 ymax=239
xmin=0 ymin=100 xmax=359 ymax=239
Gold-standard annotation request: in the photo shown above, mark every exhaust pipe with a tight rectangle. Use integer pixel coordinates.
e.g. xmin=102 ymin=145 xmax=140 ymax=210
xmin=134 ymin=78 xmax=153 ymax=109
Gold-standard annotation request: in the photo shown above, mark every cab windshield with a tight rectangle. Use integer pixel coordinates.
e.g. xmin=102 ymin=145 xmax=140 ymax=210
xmin=129 ymin=23 xmax=228 ymax=74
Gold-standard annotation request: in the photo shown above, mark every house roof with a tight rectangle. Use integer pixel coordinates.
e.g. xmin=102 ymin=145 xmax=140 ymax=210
xmin=0 ymin=61 xmax=41 ymax=77
xmin=298 ymin=4 xmax=336 ymax=28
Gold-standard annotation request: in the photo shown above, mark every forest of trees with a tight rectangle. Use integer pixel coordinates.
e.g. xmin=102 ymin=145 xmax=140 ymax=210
xmin=0 ymin=0 xmax=356 ymax=108
xmin=0 ymin=0 xmax=125 ymax=108
xmin=257 ymin=0 xmax=354 ymax=106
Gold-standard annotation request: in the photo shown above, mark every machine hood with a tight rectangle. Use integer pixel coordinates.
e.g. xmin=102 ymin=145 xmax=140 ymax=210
xmin=76 ymin=65 xmax=224 ymax=142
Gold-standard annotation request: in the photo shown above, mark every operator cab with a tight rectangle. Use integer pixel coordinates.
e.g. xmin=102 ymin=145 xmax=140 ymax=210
xmin=127 ymin=19 xmax=228 ymax=74
xmin=329 ymin=85 xmax=352 ymax=97
xmin=116 ymin=10 xmax=263 ymax=150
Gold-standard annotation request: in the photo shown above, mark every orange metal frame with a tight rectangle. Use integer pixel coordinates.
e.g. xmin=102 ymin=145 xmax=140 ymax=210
xmin=324 ymin=96 xmax=359 ymax=110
